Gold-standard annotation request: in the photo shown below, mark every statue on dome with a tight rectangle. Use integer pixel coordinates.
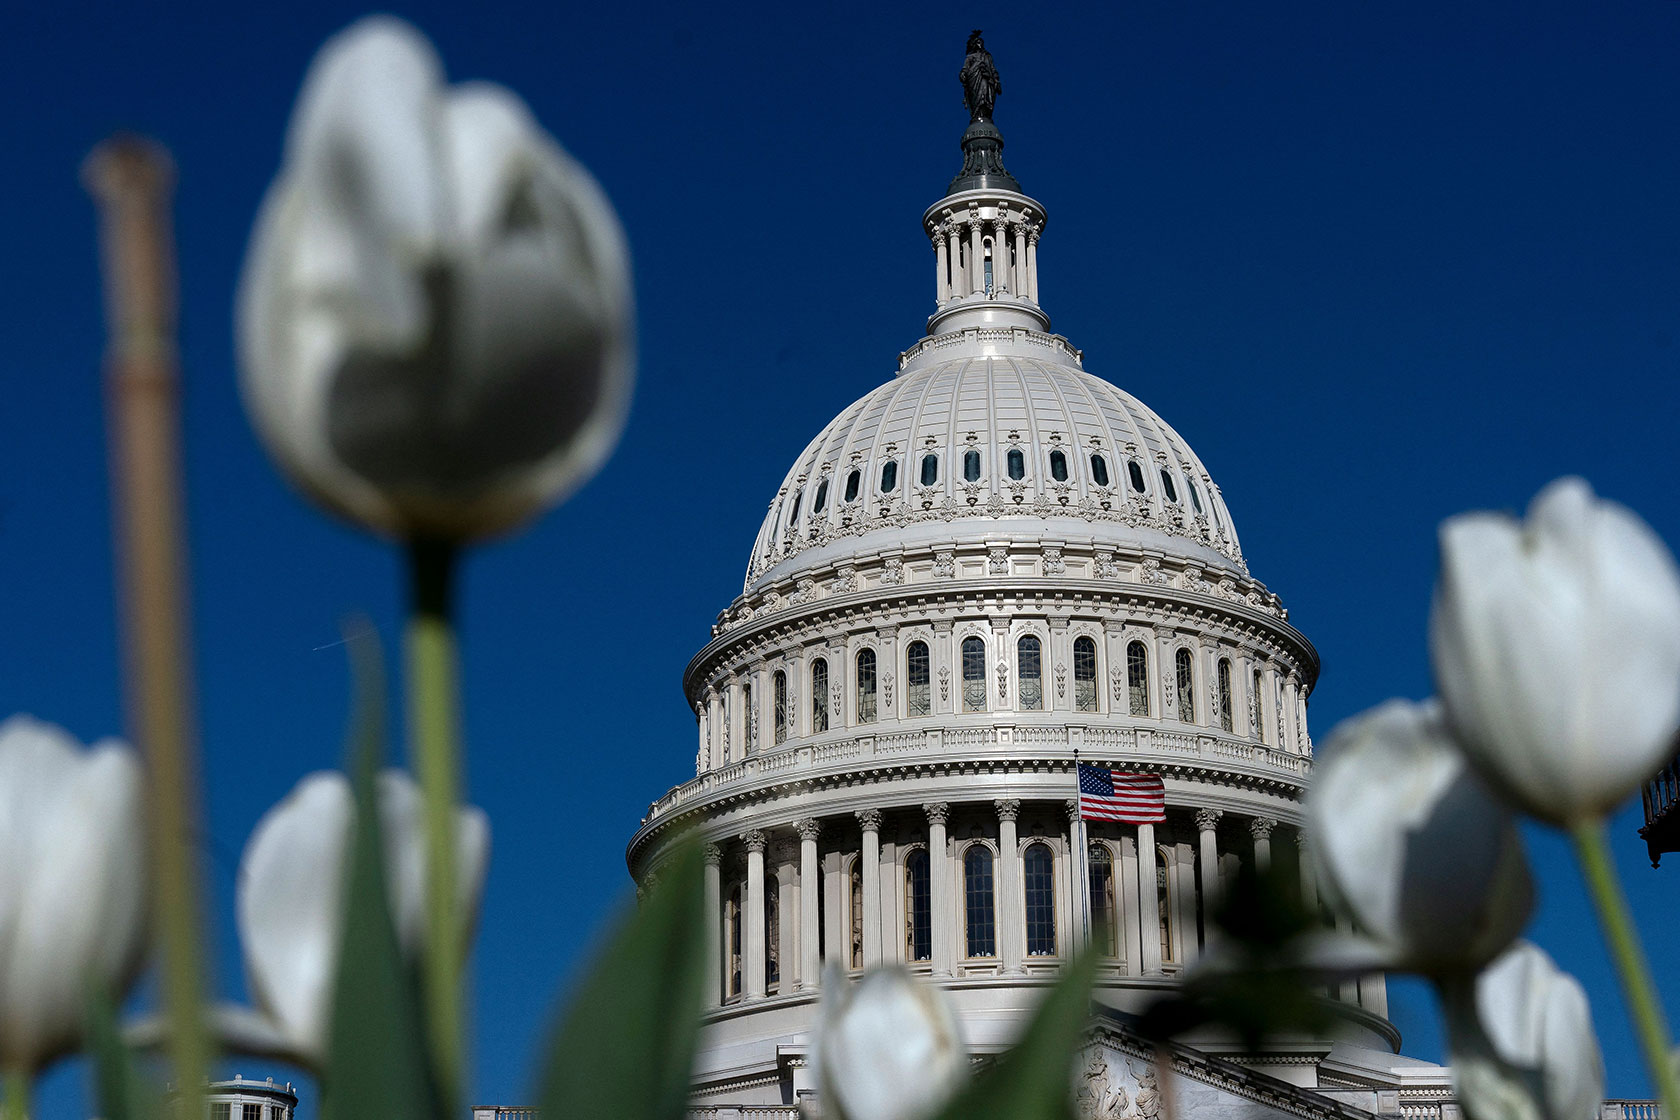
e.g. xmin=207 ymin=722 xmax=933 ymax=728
xmin=959 ymin=30 xmax=1002 ymax=122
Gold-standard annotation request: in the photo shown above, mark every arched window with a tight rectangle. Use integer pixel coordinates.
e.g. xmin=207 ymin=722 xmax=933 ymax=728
xmin=1185 ymin=475 xmax=1204 ymax=515
xmin=962 ymin=636 xmax=986 ymax=712
xmin=1252 ymin=667 xmax=1265 ymax=743
xmin=773 ymin=670 xmax=788 ymax=745
xmin=905 ymin=849 xmax=931 ymax=962
xmin=814 ymin=478 xmax=829 ymax=514
xmin=1090 ymin=454 xmax=1110 ymax=487
xmin=742 ymin=680 xmax=754 ymax=753
xmin=1088 ymin=845 xmax=1117 ymax=957
xmin=1127 ymin=460 xmax=1147 ymax=492
xmin=1158 ymin=847 xmax=1175 ymax=964
xmin=1007 ymin=448 xmax=1026 ymax=480
xmin=811 ymin=659 xmax=830 ymax=734
xmin=963 ymin=845 xmax=996 ymax=958
xmin=907 ymin=641 xmax=931 ymax=717
xmin=1024 ymin=843 xmax=1057 ymax=956
xmin=1127 ymin=641 xmax=1149 ymax=716
xmin=765 ymin=884 xmax=780 ymax=990
xmin=1073 ymin=636 xmax=1098 ymax=713
xmin=880 ymin=460 xmax=898 ymax=493
xmin=1018 ymin=636 xmax=1043 ymax=711
xmin=963 ymin=449 xmax=982 ymax=482
xmin=844 ymin=469 xmax=860 ymax=503
xmin=1049 ymin=449 xmax=1069 ymax=482
xmin=849 ymin=859 xmax=864 ymax=969
xmin=1217 ymin=658 xmax=1234 ymax=732
xmin=1160 ymin=469 xmax=1179 ymax=504
xmin=983 ymin=238 xmax=994 ymax=295
xmin=1175 ymin=648 xmax=1195 ymax=723
xmin=921 ymin=453 xmax=939 ymax=486
xmin=857 ymin=648 xmax=878 ymax=724
xmin=727 ymin=885 xmax=742 ymax=997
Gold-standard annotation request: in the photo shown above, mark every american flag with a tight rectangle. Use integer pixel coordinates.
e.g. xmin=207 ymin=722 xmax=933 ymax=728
xmin=1077 ymin=763 xmax=1165 ymax=823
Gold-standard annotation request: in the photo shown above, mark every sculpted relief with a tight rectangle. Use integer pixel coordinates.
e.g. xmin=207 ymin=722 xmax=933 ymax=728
xmin=1075 ymin=1050 xmax=1164 ymax=1120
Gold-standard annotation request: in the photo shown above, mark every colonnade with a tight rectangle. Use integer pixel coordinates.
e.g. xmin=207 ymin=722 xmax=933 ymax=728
xmin=931 ymin=212 xmax=1040 ymax=305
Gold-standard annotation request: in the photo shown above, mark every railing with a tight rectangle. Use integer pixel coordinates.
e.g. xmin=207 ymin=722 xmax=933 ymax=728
xmin=686 ymin=1109 xmax=801 ymax=1120
xmin=1644 ymin=756 xmax=1680 ymax=827
xmin=1603 ymin=1101 xmax=1661 ymax=1120
xmin=471 ymin=1109 xmax=538 ymax=1120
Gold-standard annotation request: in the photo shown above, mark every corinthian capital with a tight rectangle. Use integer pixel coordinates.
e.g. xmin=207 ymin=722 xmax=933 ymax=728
xmin=794 ymin=817 xmax=822 ymax=841
xmin=923 ymin=802 xmax=950 ymax=826
xmin=855 ymin=808 xmax=884 ymax=832
xmin=701 ymin=842 xmax=723 ymax=866
xmin=1194 ymin=808 xmax=1223 ymax=833
xmin=994 ymin=798 xmax=1021 ymax=823
xmin=741 ymin=829 xmax=768 ymax=853
xmin=1248 ymin=816 xmax=1277 ymax=842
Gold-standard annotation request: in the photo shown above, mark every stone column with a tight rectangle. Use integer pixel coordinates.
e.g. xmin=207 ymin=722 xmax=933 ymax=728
xmin=934 ymin=226 xmax=949 ymax=303
xmin=1251 ymin=816 xmax=1276 ymax=872
xmin=728 ymin=674 xmax=745 ymax=760
xmin=996 ymin=799 xmax=1023 ymax=974
xmin=696 ymin=696 xmax=709 ymax=772
xmin=857 ymin=809 xmax=883 ymax=967
xmin=1013 ymin=223 xmax=1028 ymax=300
xmin=924 ymin=802 xmax=952 ymax=975
xmin=796 ymin=819 xmax=821 ymax=990
xmin=775 ymin=840 xmax=797 ymax=994
xmin=992 ymin=216 xmax=1011 ymax=293
xmin=1137 ymin=822 xmax=1162 ymax=975
xmin=1281 ymin=674 xmax=1300 ymax=754
xmin=743 ymin=830 xmax=767 ymax=999
xmin=703 ymin=843 xmax=723 ymax=1005
xmin=707 ymin=688 xmax=725 ymax=764
xmin=1026 ymin=229 xmax=1040 ymax=302
xmin=754 ymin=661 xmax=773 ymax=754
xmin=1064 ymin=798 xmax=1086 ymax=955
xmin=1296 ymin=831 xmax=1318 ymax=917
xmin=947 ymin=225 xmax=964 ymax=296
xmin=1296 ymin=690 xmax=1311 ymax=754
xmin=967 ymin=214 xmax=983 ymax=296
xmin=1195 ymin=809 xmax=1222 ymax=936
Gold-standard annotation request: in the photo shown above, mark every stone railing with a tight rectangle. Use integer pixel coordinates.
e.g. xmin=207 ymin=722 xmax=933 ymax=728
xmin=686 ymin=1109 xmax=801 ymax=1120
xmin=646 ymin=722 xmax=1311 ymax=823
xmin=1602 ymin=1102 xmax=1660 ymax=1120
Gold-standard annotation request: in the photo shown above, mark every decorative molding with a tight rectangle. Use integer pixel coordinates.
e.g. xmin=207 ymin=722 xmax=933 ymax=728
xmin=1194 ymin=808 xmax=1223 ymax=833
xmin=856 ymin=808 xmax=884 ymax=831
xmin=987 ymin=546 xmax=1008 ymax=575
xmin=923 ymin=801 xmax=950 ymax=825
xmin=882 ymin=671 xmax=895 ymax=708
xmin=741 ymin=829 xmax=768 ymax=853
xmin=1249 ymin=816 xmax=1276 ymax=841
xmin=702 ymin=842 xmax=723 ymax=866
xmin=994 ymin=798 xmax=1021 ymax=823
xmin=794 ymin=818 xmax=822 ymax=841
xmin=1055 ymin=662 xmax=1067 ymax=699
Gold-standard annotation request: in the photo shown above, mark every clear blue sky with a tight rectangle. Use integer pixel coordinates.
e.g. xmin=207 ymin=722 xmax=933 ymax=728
xmin=5 ymin=1 xmax=1679 ymax=1114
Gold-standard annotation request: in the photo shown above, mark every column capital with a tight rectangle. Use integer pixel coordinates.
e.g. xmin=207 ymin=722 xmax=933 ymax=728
xmin=1249 ymin=816 xmax=1277 ymax=841
xmin=794 ymin=817 xmax=822 ymax=841
xmin=1294 ymin=830 xmax=1309 ymax=850
xmin=741 ymin=829 xmax=768 ymax=854
xmin=702 ymin=842 xmax=723 ymax=866
xmin=923 ymin=801 xmax=950 ymax=826
xmin=1065 ymin=797 xmax=1081 ymax=824
xmin=856 ymin=808 xmax=884 ymax=832
xmin=1195 ymin=808 xmax=1223 ymax=833
xmin=994 ymin=798 xmax=1021 ymax=823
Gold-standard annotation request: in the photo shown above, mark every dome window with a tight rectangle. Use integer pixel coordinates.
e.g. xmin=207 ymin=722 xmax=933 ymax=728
xmin=814 ymin=479 xmax=829 ymax=514
xmin=811 ymin=659 xmax=830 ymax=734
xmin=964 ymin=846 xmax=996 ymax=958
xmin=906 ymin=640 xmax=931 ymax=717
xmin=961 ymin=636 xmax=986 ymax=712
xmin=921 ymin=454 xmax=939 ymax=486
xmin=1160 ymin=469 xmax=1179 ymax=504
xmin=1126 ymin=641 xmax=1149 ymax=716
xmin=880 ymin=460 xmax=898 ymax=494
xmin=1049 ymin=450 xmax=1068 ymax=482
xmin=1174 ymin=647 xmax=1195 ymax=723
xmin=906 ymin=850 xmax=932 ymax=962
xmin=1024 ymin=843 xmax=1056 ymax=956
xmin=1007 ymin=449 xmax=1025 ymax=480
xmin=963 ymin=449 xmax=981 ymax=482
xmin=844 ymin=469 xmax=860 ymax=503
xmin=1184 ymin=474 xmax=1204 ymax=515
xmin=787 ymin=492 xmax=802 ymax=527
xmin=1073 ymin=636 xmax=1098 ymax=713
xmin=856 ymin=648 xmax=878 ymax=724
xmin=1018 ymin=636 xmax=1043 ymax=711
xmin=1127 ymin=460 xmax=1146 ymax=492
xmin=1090 ymin=454 xmax=1110 ymax=487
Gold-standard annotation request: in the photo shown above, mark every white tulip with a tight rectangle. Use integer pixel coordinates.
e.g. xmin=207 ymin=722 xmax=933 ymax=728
xmin=238 ymin=16 xmax=634 ymax=542
xmin=816 ymin=966 xmax=967 ymax=1120
xmin=235 ymin=769 xmax=488 ymax=1065
xmin=1442 ymin=941 xmax=1603 ymax=1120
xmin=1431 ymin=477 xmax=1680 ymax=825
xmin=0 ymin=715 xmax=147 ymax=1072
xmin=1306 ymin=700 xmax=1533 ymax=974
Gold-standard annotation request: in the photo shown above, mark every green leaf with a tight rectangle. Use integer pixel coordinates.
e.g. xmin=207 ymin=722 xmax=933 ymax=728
xmin=322 ymin=629 xmax=439 ymax=1120
xmin=535 ymin=840 xmax=709 ymax=1120
xmin=84 ymin=984 xmax=160 ymax=1120
xmin=930 ymin=946 xmax=1101 ymax=1120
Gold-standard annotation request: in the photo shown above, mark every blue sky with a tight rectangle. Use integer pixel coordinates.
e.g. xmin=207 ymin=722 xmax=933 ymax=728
xmin=5 ymin=1 xmax=1680 ymax=1114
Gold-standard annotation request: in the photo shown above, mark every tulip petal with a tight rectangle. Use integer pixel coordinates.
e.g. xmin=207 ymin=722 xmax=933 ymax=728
xmin=816 ymin=967 xmax=966 ymax=1120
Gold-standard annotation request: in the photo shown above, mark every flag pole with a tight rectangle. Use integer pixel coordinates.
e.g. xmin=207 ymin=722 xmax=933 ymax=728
xmin=1074 ymin=749 xmax=1090 ymax=948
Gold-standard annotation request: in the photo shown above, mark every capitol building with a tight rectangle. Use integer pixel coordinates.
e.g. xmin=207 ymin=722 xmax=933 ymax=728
xmin=625 ymin=35 xmax=1460 ymax=1120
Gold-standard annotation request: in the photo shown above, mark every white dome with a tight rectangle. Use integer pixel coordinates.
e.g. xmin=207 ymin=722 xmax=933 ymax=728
xmin=744 ymin=330 xmax=1244 ymax=593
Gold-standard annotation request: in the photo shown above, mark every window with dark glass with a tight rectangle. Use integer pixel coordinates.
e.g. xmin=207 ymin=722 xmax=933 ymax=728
xmin=728 ymin=885 xmax=742 ymax=995
xmin=907 ymin=640 xmax=931 ymax=717
xmin=964 ymin=845 xmax=996 ymax=957
xmin=849 ymin=860 xmax=864 ymax=968
xmin=1158 ymin=852 xmax=1174 ymax=963
xmin=1160 ymin=469 xmax=1179 ymax=503
xmin=742 ymin=680 xmax=754 ymax=754
xmin=787 ymin=492 xmax=801 ymax=526
xmin=814 ymin=479 xmax=829 ymax=514
xmin=243 ymin=1105 xmax=263 ymax=1120
xmin=1175 ymin=648 xmax=1194 ymax=723
xmin=844 ymin=469 xmax=860 ymax=503
xmin=812 ymin=659 xmax=830 ymax=734
xmin=1127 ymin=460 xmax=1146 ymax=492
xmin=211 ymin=1103 xmax=232 ymax=1120
xmin=1089 ymin=845 xmax=1117 ymax=957
xmin=766 ymin=887 xmax=780 ymax=989
xmin=774 ymin=670 xmax=788 ymax=745
xmin=880 ymin=460 xmax=898 ymax=493
xmin=983 ymin=239 xmax=994 ymax=295
xmin=1018 ymin=636 xmax=1043 ymax=710
xmin=963 ymin=449 xmax=981 ymax=482
xmin=1217 ymin=658 xmax=1234 ymax=732
xmin=1185 ymin=474 xmax=1204 ymax=515
xmin=1049 ymin=449 xmax=1069 ymax=482
xmin=1073 ymin=636 xmax=1098 ymax=712
xmin=962 ymin=636 xmax=986 ymax=712
xmin=1007 ymin=448 xmax=1025 ymax=480
xmin=857 ymin=648 xmax=878 ymax=724
xmin=1252 ymin=667 xmax=1266 ymax=743
xmin=906 ymin=849 xmax=932 ymax=962
xmin=1090 ymin=454 xmax=1110 ymax=487
xmin=921 ymin=453 xmax=939 ymax=486
xmin=1024 ymin=843 xmax=1057 ymax=955
xmin=1127 ymin=641 xmax=1149 ymax=716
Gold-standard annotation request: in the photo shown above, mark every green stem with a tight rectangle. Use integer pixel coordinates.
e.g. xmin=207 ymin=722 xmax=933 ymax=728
xmin=2 ymin=1068 xmax=29 ymax=1120
xmin=1570 ymin=818 xmax=1680 ymax=1117
xmin=407 ymin=538 xmax=463 ymax=1114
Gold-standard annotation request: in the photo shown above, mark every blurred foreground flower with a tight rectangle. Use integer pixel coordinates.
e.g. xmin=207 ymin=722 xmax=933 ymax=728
xmin=238 ymin=16 xmax=634 ymax=542
xmin=1443 ymin=941 xmax=1603 ymax=1120
xmin=816 ymin=966 xmax=967 ymax=1120
xmin=0 ymin=716 xmax=147 ymax=1074
xmin=1306 ymin=700 xmax=1532 ymax=974
xmin=1431 ymin=477 xmax=1680 ymax=826
xmin=232 ymin=769 xmax=488 ymax=1066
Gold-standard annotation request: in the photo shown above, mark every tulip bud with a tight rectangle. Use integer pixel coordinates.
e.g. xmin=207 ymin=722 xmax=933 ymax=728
xmin=238 ymin=16 xmax=634 ymax=543
xmin=1306 ymin=700 xmax=1533 ymax=974
xmin=1442 ymin=941 xmax=1603 ymax=1120
xmin=0 ymin=716 xmax=148 ymax=1072
xmin=235 ymin=769 xmax=489 ymax=1065
xmin=815 ymin=966 xmax=967 ymax=1120
xmin=1431 ymin=477 xmax=1680 ymax=825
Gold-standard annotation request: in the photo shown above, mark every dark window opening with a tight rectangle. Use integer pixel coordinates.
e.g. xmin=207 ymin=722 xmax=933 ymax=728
xmin=844 ymin=469 xmax=860 ymax=503
xmin=963 ymin=449 xmax=981 ymax=482
xmin=1007 ymin=449 xmax=1025 ymax=480
xmin=1049 ymin=450 xmax=1069 ymax=482
xmin=1091 ymin=454 xmax=1110 ymax=487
